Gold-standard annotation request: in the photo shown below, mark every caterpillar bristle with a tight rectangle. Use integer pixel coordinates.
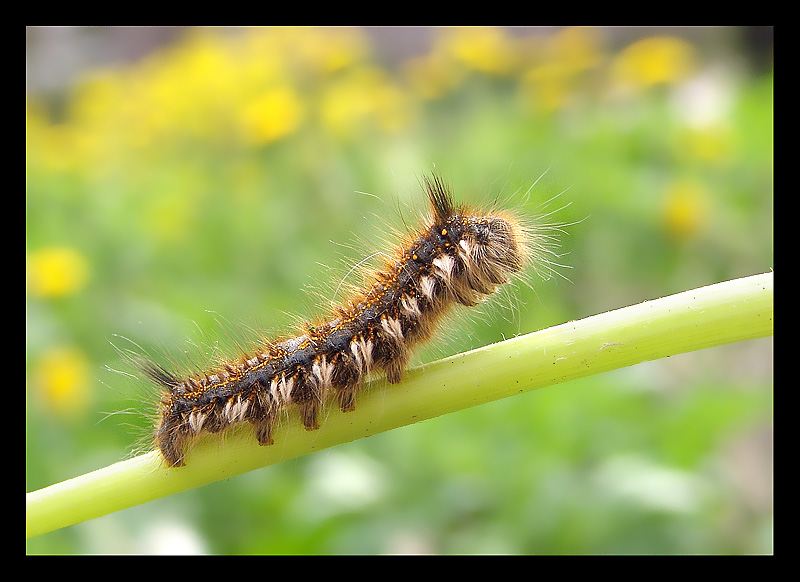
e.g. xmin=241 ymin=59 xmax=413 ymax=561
xmin=423 ymin=173 xmax=457 ymax=223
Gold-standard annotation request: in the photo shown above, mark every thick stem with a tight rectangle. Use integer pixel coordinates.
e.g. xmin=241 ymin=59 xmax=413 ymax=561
xmin=26 ymin=272 xmax=773 ymax=539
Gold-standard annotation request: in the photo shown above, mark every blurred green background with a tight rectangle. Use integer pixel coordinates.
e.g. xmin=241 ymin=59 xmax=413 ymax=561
xmin=26 ymin=26 xmax=772 ymax=554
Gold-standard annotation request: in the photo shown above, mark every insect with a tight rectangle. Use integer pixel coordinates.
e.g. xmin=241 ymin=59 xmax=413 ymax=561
xmin=144 ymin=174 xmax=534 ymax=466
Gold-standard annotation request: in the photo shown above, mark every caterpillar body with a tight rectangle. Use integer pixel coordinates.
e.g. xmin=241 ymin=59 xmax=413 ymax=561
xmin=145 ymin=175 xmax=534 ymax=467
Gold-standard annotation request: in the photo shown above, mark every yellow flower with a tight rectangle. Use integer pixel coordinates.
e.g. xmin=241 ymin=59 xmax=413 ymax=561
xmin=519 ymin=27 xmax=605 ymax=111
xmin=402 ymin=53 xmax=465 ymax=100
xmin=547 ymin=26 xmax=603 ymax=74
xmin=320 ymin=67 xmax=412 ymax=138
xmin=32 ymin=347 xmax=91 ymax=418
xmin=612 ymin=36 xmax=696 ymax=90
xmin=274 ymin=26 xmax=369 ymax=74
xmin=683 ymin=127 xmax=734 ymax=163
xmin=437 ymin=26 xmax=518 ymax=75
xmin=239 ymin=86 xmax=305 ymax=145
xmin=27 ymin=247 xmax=90 ymax=298
xmin=662 ymin=181 xmax=709 ymax=240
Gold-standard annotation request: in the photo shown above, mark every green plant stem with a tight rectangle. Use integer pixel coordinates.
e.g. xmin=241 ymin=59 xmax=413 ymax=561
xmin=26 ymin=272 xmax=773 ymax=539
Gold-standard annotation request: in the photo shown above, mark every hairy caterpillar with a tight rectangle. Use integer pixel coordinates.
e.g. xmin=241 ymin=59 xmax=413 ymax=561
xmin=145 ymin=175 xmax=540 ymax=467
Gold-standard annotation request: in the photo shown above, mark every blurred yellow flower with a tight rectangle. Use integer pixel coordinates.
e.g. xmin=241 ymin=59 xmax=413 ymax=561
xmin=35 ymin=27 xmax=380 ymax=156
xmin=69 ymin=70 xmax=125 ymax=130
xmin=32 ymin=347 xmax=91 ymax=418
xmin=272 ymin=26 xmax=369 ymax=74
xmin=612 ymin=36 xmax=696 ymax=90
xmin=320 ymin=67 xmax=413 ymax=138
xmin=27 ymin=113 xmax=97 ymax=175
xmin=662 ymin=181 xmax=709 ymax=240
xmin=684 ymin=127 xmax=734 ymax=163
xmin=519 ymin=27 xmax=605 ymax=111
xmin=239 ymin=86 xmax=305 ymax=145
xmin=27 ymin=247 xmax=90 ymax=298
xmin=402 ymin=53 xmax=465 ymax=100
xmin=136 ymin=31 xmax=242 ymax=143
xmin=437 ymin=26 xmax=518 ymax=76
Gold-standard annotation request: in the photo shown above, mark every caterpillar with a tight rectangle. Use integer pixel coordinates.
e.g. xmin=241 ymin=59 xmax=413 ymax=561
xmin=144 ymin=174 xmax=538 ymax=467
